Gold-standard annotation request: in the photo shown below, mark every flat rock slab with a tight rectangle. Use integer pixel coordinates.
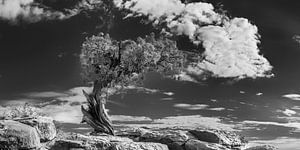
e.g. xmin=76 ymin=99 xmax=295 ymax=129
xmin=49 ymin=136 xmax=168 ymax=150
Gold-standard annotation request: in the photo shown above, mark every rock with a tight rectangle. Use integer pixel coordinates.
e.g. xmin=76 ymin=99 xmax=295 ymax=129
xmin=112 ymin=142 xmax=169 ymax=150
xmin=117 ymin=127 xmax=189 ymax=149
xmin=49 ymin=139 xmax=88 ymax=150
xmin=116 ymin=127 xmax=247 ymax=149
xmin=0 ymin=120 xmax=41 ymax=149
xmin=18 ymin=116 xmax=57 ymax=142
xmin=189 ymin=129 xmax=245 ymax=148
xmin=185 ymin=139 xmax=227 ymax=150
xmin=44 ymin=127 xmax=273 ymax=150
xmin=244 ymin=145 xmax=276 ymax=150
xmin=49 ymin=132 xmax=168 ymax=150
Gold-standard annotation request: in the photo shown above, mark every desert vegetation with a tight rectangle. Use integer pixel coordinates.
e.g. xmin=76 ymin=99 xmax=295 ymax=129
xmin=80 ymin=33 xmax=187 ymax=135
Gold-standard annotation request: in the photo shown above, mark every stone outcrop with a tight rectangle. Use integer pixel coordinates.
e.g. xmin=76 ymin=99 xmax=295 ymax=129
xmin=0 ymin=115 xmax=275 ymax=150
xmin=18 ymin=116 xmax=57 ymax=142
xmin=0 ymin=120 xmax=41 ymax=149
xmin=115 ymin=127 xmax=246 ymax=150
xmin=0 ymin=116 xmax=56 ymax=149
xmin=49 ymin=132 xmax=168 ymax=150
xmin=48 ymin=127 xmax=275 ymax=150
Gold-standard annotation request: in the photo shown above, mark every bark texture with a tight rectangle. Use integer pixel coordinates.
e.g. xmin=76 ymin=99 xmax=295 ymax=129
xmin=81 ymin=81 xmax=114 ymax=135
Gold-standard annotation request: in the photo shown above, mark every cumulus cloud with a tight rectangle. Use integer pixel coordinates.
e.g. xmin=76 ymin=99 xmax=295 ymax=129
xmin=163 ymin=92 xmax=175 ymax=96
xmin=279 ymin=109 xmax=297 ymax=117
xmin=115 ymin=0 xmax=273 ymax=79
xmin=282 ymin=94 xmax=300 ymax=101
xmin=292 ymin=35 xmax=300 ymax=45
xmin=256 ymin=92 xmax=263 ymax=96
xmin=0 ymin=0 xmax=105 ymax=23
xmin=0 ymin=0 xmax=73 ymax=23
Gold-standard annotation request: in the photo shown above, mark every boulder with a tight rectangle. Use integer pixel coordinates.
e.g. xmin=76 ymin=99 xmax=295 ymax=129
xmin=19 ymin=116 xmax=57 ymax=142
xmin=117 ymin=127 xmax=189 ymax=149
xmin=185 ymin=139 xmax=227 ymax=150
xmin=0 ymin=120 xmax=41 ymax=149
xmin=189 ymin=129 xmax=245 ymax=148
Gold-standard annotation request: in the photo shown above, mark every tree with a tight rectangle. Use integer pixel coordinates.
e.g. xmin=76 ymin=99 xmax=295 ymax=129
xmin=80 ymin=33 xmax=185 ymax=135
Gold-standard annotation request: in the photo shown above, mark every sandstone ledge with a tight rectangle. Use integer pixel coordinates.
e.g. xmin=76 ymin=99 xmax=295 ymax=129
xmin=0 ymin=116 xmax=274 ymax=150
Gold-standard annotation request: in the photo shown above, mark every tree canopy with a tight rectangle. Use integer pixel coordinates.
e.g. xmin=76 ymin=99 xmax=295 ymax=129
xmin=80 ymin=33 xmax=185 ymax=92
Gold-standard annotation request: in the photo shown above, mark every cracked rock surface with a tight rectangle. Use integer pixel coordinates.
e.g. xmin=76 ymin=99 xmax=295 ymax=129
xmin=0 ymin=116 xmax=275 ymax=150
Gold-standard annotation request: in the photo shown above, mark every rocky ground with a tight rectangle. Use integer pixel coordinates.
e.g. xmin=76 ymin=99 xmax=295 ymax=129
xmin=0 ymin=115 xmax=276 ymax=150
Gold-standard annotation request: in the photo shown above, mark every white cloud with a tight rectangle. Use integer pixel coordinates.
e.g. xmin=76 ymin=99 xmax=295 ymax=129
xmin=280 ymin=109 xmax=297 ymax=117
xmin=160 ymin=97 xmax=174 ymax=101
xmin=2 ymin=98 xmax=38 ymax=106
xmin=293 ymin=35 xmax=300 ymax=45
xmin=208 ymin=107 xmax=226 ymax=111
xmin=17 ymin=86 xmax=162 ymax=123
xmin=256 ymin=92 xmax=263 ymax=96
xmin=242 ymin=120 xmax=300 ymax=132
xmin=116 ymin=0 xmax=273 ymax=79
xmin=163 ymin=92 xmax=175 ymax=96
xmin=25 ymin=91 xmax=68 ymax=98
xmin=42 ymin=105 xmax=82 ymax=123
xmin=192 ymin=18 xmax=273 ymax=79
xmin=210 ymin=99 xmax=218 ymax=102
xmin=174 ymin=103 xmax=225 ymax=111
xmin=111 ymin=115 xmax=152 ymax=122
xmin=248 ymin=137 xmax=300 ymax=150
xmin=152 ymin=115 xmax=235 ymax=131
xmin=174 ymin=103 xmax=209 ymax=110
xmin=282 ymin=94 xmax=300 ymax=101
xmin=0 ymin=0 xmax=72 ymax=23
xmin=292 ymin=106 xmax=300 ymax=110
xmin=0 ymin=0 xmax=107 ymax=23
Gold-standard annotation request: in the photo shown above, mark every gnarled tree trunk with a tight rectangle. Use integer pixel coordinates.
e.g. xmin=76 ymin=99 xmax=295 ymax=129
xmin=81 ymin=81 xmax=114 ymax=135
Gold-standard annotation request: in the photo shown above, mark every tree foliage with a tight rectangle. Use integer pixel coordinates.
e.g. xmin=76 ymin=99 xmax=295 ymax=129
xmin=81 ymin=33 xmax=185 ymax=88
xmin=80 ymin=33 xmax=185 ymax=135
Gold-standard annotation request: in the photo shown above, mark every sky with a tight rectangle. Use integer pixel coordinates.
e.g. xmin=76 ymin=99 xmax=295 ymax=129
xmin=0 ymin=0 xmax=300 ymax=149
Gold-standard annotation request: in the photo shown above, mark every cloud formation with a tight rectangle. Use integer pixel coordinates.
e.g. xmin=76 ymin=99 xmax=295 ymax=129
xmin=174 ymin=103 xmax=225 ymax=111
xmin=243 ymin=120 xmax=300 ymax=133
xmin=0 ymin=0 xmax=105 ymax=23
xmin=0 ymin=0 xmax=72 ymax=23
xmin=280 ymin=109 xmax=297 ymax=117
xmin=115 ymin=0 xmax=273 ymax=79
xmin=249 ymin=137 xmax=300 ymax=150
xmin=174 ymin=103 xmax=209 ymax=110
xmin=282 ymin=94 xmax=300 ymax=101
